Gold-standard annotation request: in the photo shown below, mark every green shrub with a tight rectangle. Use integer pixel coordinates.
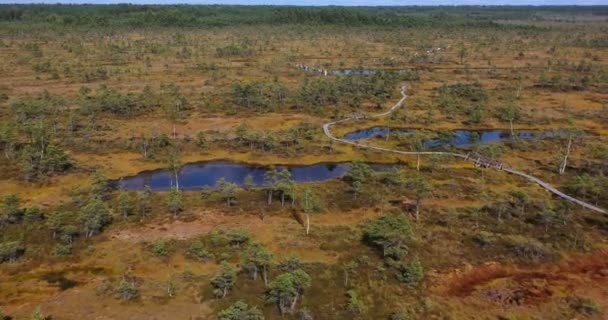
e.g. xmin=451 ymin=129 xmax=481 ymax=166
xmin=217 ymin=301 xmax=264 ymax=320
xmin=52 ymin=244 xmax=72 ymax=257
xmin=346 ymin=290 xmax=367 ymax=316
xmin=23 ymin=206 xmax=44 ymax=222
xmin=227 ymin=229 xmax=250 ymax=248
xmin=1 ymin=194 xmax=23 ymax=225
xmin=507 ymin=236 xmax=549 ymax=262
xmin=150 ymin=239 xmax=170 ymax=257
xmin=30 ymin=307 xmax=48 ymax=320
xmin=0 ymin=241 xmax=25 ymax=263
xmin=185 ymin=240 xmax=213 ymax=261
xmin=438 ymin=82 xmax=487 ymax=102
xmin=216 ymin=43 xmax=254 ymax=58
xmin=471 ymin=231 xmax=494 ymax=248
xmin=114 ymin=279 xmax=139 ymax=301
xmin=208 ymin=230 xmax=228 ymax=246
xmin=396 ymin=256 xmax=424 ymax=286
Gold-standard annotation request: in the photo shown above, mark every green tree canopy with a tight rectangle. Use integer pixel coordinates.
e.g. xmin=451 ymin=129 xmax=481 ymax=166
xmin=266 ymin=269 xmax=311 ymax=316
xmin=363 ymin=213 xmax=413 ymax=260
xmin=79 ymin=197 xmax=113 ymax=238
xmin=211 ymin=262 xmax=237 ymax=299
xmin=243 ymin=243 xmax=273 ymax=285
xmin=217 ymin=301 xmax=265 ymax=320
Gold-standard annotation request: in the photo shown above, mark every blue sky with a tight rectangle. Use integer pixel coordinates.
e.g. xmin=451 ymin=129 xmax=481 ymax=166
xmin=2 ymin=0 xmax=607 ymax=5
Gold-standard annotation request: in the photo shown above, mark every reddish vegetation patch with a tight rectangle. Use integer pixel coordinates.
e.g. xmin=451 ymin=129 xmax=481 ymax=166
xmin=440 ymin=252 xmax=608 ymax=308
xmin=444 ymin=263 xmax=510 ymax=297
xmin=557 ymin=251 xmax=608 ymax=278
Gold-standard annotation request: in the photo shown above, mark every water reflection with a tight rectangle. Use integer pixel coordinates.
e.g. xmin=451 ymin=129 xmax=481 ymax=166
xmin=116 ymin=161 xmax=397 ymax=191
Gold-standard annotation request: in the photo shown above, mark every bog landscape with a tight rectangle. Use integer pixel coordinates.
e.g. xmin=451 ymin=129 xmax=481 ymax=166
xmin=0 ymin=5 xmax=607 ymax=320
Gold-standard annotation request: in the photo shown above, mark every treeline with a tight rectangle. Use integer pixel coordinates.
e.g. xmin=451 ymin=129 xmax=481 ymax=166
xmin=0 ymin=4 xmax=540 ymax=29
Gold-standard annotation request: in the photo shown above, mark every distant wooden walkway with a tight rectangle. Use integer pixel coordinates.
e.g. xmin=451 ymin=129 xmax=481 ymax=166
xmin=322 ymin=83 xmax=607 ymax=215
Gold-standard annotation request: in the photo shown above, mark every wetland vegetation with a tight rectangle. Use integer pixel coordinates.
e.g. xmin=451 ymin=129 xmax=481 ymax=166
xmin=1 ymin=4 xmax=608 ymax=320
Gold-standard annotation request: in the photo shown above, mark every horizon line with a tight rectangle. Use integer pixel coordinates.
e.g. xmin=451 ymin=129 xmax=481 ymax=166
xmin=1 ymin=2 xmax=607 ymax=6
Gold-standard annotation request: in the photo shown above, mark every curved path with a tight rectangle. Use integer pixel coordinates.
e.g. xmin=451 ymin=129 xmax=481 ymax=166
xmin=323 ymin=84 xmax=607 ymax=215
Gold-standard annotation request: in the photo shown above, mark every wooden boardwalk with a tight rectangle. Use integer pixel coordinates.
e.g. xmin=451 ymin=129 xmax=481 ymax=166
xmin=322 ymin=83 xmax=607 ymax=215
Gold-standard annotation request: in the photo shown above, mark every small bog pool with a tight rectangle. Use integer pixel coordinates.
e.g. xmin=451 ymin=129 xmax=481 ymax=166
xmin=341 ymin=127 xmax=565 ymax=148
xmin=115 ymin=161 xmax=397 ymax=191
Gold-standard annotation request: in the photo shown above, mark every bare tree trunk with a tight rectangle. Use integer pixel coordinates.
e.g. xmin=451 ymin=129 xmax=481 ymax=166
xmin=417 ymin=153 xmax=420 ymax=171
xmin=173 ymin=122 xmax=177 ymax=138
xmin=290 ymin=292 xmax=299 ymax=312
xmin=559 ymin=135 xmax=573 ymax=175
xmin=167 ymin=282 xmax=174 ymax=298
xmin=142 ymin=140 xmax=148 ymax=160
xmin=281 ymin=192 xmax=285 ymax=207
xmin=40 ymin=135 xmax=45 ymax=158
xmin=344 ymin=271 xmax=349 ymax=287
xmin=262 ymin=266 xmax=268 ymax=286
xmin=415 ymin=199 xmax=421 ymax=222
xmin=267 ymin=190 xmax=272 ymax=205
xmin=306 ymin=214 xmax=310 ymax=236
xmin=516 ymin=83 xmax=522 ymax=99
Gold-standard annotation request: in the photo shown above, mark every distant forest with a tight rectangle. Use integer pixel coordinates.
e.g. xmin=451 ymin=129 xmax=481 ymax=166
xmin=0 ymin=4 xmax=607 ymax=29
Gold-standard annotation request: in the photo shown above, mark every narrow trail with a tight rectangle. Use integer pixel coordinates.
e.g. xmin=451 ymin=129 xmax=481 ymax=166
xmin=322 ymin=83 xmax=607 ymax=215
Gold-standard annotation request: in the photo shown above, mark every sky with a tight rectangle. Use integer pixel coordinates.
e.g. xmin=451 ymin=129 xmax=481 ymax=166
xmin=1 ymin=0 xmax=607 ymax=5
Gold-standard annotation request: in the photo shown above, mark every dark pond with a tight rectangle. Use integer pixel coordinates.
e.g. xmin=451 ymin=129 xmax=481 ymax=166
xmin=341 ymin=127 xmax=565 ymax=148
xmin=115 ymin=160 xmax=398 ymax=191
